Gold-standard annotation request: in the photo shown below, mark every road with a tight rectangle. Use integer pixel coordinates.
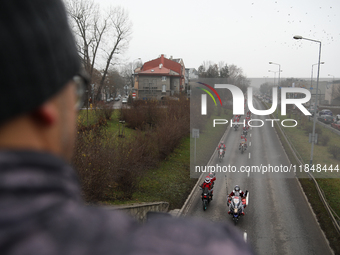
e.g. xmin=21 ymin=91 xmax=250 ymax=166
xmin=186 ymin=99 xmax=333 ymax=255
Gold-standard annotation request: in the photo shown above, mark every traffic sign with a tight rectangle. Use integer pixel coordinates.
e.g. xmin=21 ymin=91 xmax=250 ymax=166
xmin=192 ymin=129 xmax=199 ymax=138
xmin=132 ymin=92 xmax=136 ymax=98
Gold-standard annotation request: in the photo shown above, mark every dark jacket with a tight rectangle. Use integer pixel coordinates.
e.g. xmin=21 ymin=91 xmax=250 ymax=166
xmin=0 ymin=150 xmax=254 ymax=255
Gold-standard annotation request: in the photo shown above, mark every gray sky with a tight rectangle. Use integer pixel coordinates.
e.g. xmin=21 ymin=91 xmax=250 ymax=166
xmin=96 ymin=0 xmax=339 ymax=79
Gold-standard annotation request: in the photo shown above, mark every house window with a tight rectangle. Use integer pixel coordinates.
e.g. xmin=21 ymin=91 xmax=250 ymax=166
xmin=162 ymin=76 xmax=166 ymax=81
xmin=162 ymin=85 xmax=166 ymax=92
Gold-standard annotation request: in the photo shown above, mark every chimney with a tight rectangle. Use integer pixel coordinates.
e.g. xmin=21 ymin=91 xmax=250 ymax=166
xmin=161 ymin=54 xmax=164 ymax=65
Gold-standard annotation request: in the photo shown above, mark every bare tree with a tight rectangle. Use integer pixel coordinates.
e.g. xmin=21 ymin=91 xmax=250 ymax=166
xmin=120 ymin=61 xmax=143 ymax=88
xmin=65 ymin=0 xmax=132 ymax=101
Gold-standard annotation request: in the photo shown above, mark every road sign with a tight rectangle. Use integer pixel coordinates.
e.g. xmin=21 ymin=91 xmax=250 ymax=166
xmin=192 ymin=129 xmax=199 ymax=138
xmin=132 ymin=92 xmax=136 ymax=98
xmin=309 ymin=133 xmax=318 ymax=143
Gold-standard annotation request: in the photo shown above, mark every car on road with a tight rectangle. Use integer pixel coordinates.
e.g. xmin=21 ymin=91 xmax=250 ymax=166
xmin=317 ymin=115 xmax=334 ymax=124
xmin=122 ymin=98 xmax=128 ymax=104
xmin=319 ymin=109 xmax=333 ymax=116
xmin=331 ymin=120 xmax=340 ymax=130
xmin=308 ymin=107 xmax=318 ymax=115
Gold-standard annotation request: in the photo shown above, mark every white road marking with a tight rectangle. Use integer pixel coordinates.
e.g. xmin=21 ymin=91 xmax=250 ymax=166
xmin=244 ymin=232 xmax=247 ymax=242
xmin=249 ymin=142 xmax=251 ymax=146
xmin=248 ymin=171 xmax=250 ymax=178
xmin=249 ymin=153 xmax=251 ymax=159
xmin=250 ymin=133 xmax=252 ymax=138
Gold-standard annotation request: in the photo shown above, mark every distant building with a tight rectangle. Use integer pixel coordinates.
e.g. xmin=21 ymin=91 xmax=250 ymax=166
xmin=325 ymin=80 xmax=340 ymax=105
xmin=186 ymin=68 xmax=198 ymax=81
xmin=133 ymin=54 xmax=185 ymax=99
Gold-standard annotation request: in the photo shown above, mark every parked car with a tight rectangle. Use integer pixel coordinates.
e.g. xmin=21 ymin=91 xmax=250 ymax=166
xmin=106 ymin=98 xmax=112 ymax=102
xmin=319 ymin=109 xmax=333 ymax=116
xmin=122 ymin=98 xmax=128 ymax=104
xmin=336 ymin=114 xmax=340 ymax=121
xmin=318 ymin=115 xmax=334 ymax=124
xmin=331 ymin=120 xmax=340 ymax=130
xmin=115 ymin=97 xmax=120 ymax=101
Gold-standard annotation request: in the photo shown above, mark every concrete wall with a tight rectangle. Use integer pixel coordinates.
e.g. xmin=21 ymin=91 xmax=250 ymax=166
xmin=105 ymin=202 xmax=169 ymax=223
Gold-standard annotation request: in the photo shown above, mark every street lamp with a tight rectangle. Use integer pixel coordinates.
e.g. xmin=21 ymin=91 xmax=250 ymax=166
xmin=311 ymin=62 xmax=324 ymax=88
xmin=263 ymin=76 xmax=269 ymax=84
xmin=269 ymin=62 xmax=282 ymax=118
xmin=269 ymin=62 xmax=281 ymax=88
xmin=268 ymin=70 xmax=279 ymax=86
xmin=294 ymin=35 xmax=322 ymax=169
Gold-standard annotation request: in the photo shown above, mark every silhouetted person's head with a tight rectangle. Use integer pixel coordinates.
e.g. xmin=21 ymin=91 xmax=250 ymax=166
xmin=0 ymin=0 xmax=86 ymax=161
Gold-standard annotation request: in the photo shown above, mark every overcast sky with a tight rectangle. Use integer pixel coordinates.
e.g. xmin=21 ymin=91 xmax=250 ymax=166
xmin=95 ymin=0 xmax=339 ymax=79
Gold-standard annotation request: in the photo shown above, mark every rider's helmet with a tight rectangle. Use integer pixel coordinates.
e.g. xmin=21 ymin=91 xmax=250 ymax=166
xmin=234 ymin=185 xmax=240 ymax=192
xmin=209 ymin=173 xmax=214 ymax=178
xmin=205 ymin=177 xmax=211 ymax=183
xmin=220 ymin=141 xmax=224 ymax=144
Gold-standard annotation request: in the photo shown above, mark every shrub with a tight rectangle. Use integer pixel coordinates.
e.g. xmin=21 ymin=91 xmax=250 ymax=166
xmin=328 ymin=145 xmax=340 ymax=159
xmin=319 ymin=134 xmax=330 ymax=146
xmin=304 ymin=124 xmax=322 ymax=136
xmin=73 ymin=128 xmax=159 ymax=201
xmin=73 ymin=97 xmax=190 ymax=202
xmin=95 ymin=101 xmax=114 ymax=121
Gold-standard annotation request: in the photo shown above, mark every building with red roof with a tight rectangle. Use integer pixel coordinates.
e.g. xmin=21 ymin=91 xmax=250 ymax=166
xmin=133 ymin=54 xmax=185 ymax=99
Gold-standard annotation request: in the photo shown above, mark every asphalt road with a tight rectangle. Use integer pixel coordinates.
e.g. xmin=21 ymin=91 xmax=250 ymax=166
xmin=186 ymin=99 xmax=333 ymax=255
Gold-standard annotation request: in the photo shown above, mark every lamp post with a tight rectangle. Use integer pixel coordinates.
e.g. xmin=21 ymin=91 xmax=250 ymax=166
xmin=294 ymin=35 xmax=322 ymax=169
xmin=263 ymin=76 xmax=269 ymax=84
xmin=311 ymin=62 xmax=324 ymax=88
xmin=269 ymin=62 xmax=282 ymax=118
xmin=269 ymin=62 xmax=281 ymax=88
xmin=268 ymin=70 xmax=278 ymax=86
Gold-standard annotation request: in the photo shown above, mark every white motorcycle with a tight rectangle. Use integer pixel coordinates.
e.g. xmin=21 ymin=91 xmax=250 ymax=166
xmin=218 ymin=148 xmax=224 ymax=162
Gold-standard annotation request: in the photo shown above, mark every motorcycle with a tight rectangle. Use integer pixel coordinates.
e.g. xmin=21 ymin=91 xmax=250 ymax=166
xmin=201 ymin=187 xmax=212 ymax=211
xmin=239 ymin=142 xmax=246 ymax=154
xmin=242 ymin=130 xmax=247 ymax=137
xmin=218 ymin=148 xmax=224 ymax=162
xmin=234 ymin=124 xmax=239 ymax=131
xmin=227 ymin=190 xmax=248 ymax=225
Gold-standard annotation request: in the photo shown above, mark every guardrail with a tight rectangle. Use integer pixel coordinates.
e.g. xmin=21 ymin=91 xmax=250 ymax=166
xmin=316 ymin=119 xmax=340 ymax=136
xmin=262 ymin=100 xmax=340 ymax=235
